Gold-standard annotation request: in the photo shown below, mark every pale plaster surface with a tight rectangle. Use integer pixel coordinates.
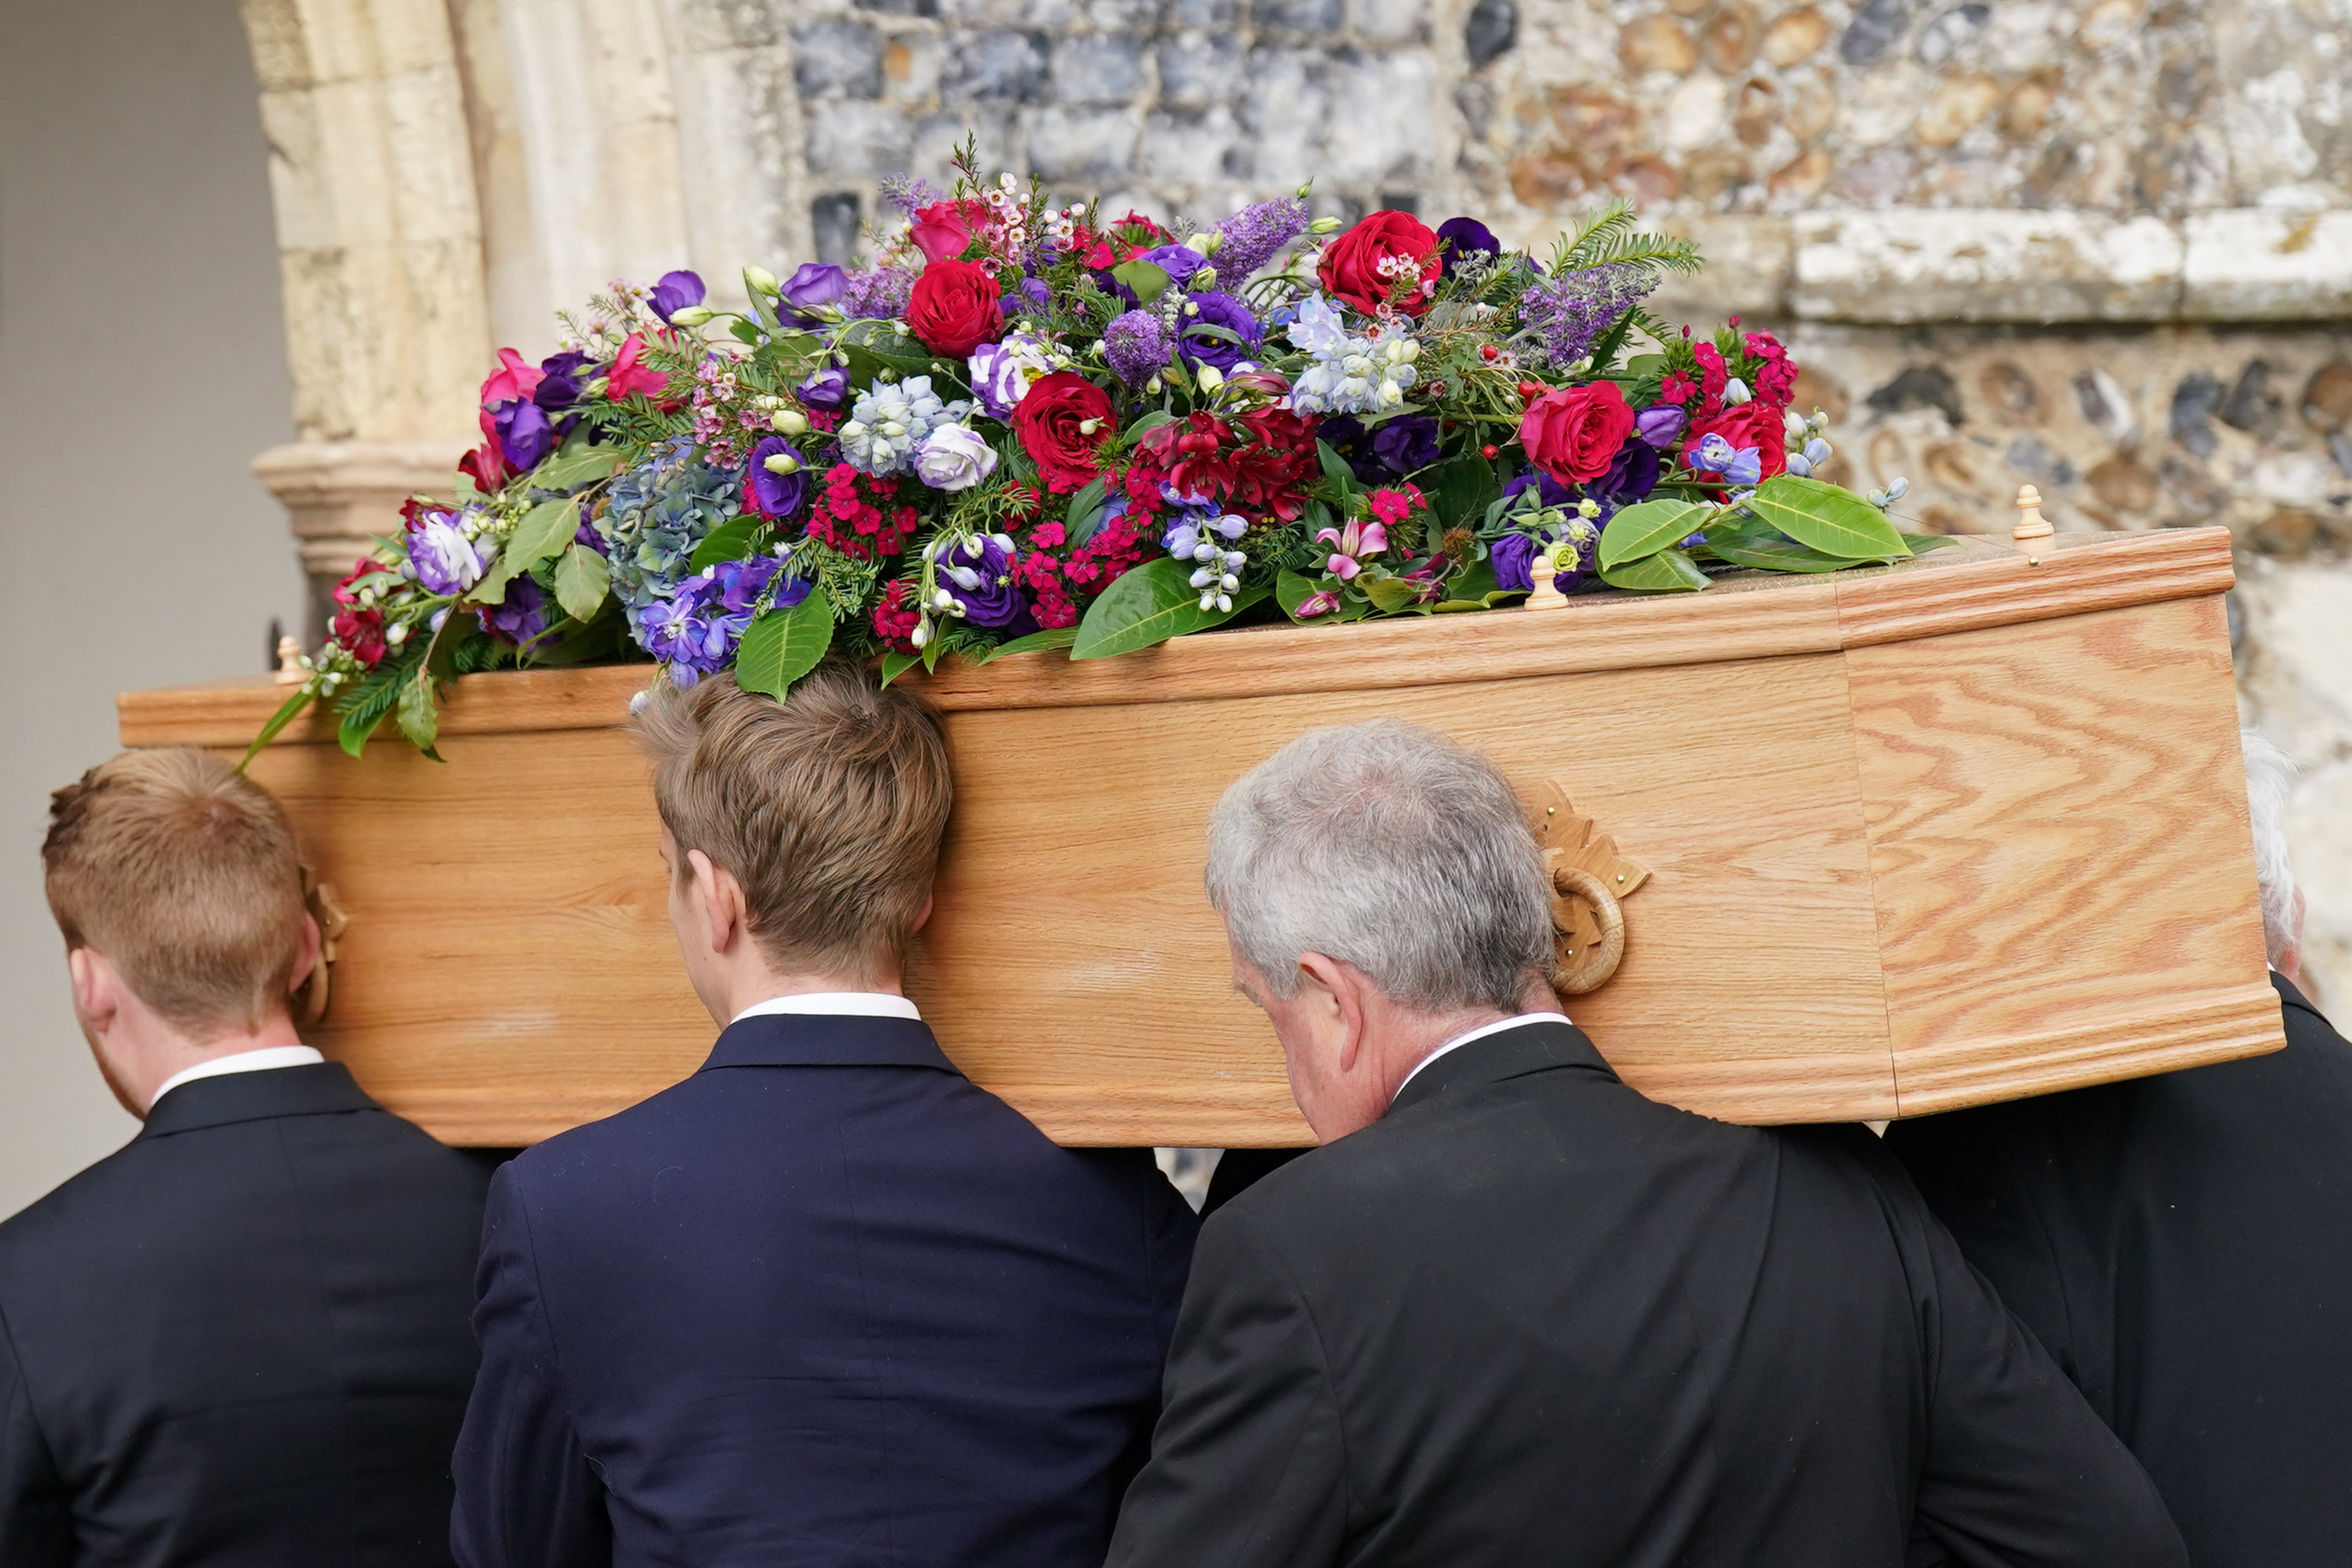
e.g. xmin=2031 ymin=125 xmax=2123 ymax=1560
xmin=0 ymin=0 xmax=303 ymax=1218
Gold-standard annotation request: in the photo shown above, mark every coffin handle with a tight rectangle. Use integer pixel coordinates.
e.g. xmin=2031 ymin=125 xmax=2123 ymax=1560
xmin=296 ymin=868 xmax=350 ymax=1027
xmin=1550 ymin=864 xmax=1626 ymax=996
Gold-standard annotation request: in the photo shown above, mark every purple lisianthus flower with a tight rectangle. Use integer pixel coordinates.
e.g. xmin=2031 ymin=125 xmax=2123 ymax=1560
xmin=1491 ymin=530 xmax=1542 ymax=592
xmin=1635 ymin=404 xmax=1689 ymax=449
xmin=796 ymin=366 xmax=851 ymax=410
xmin=647 ymin=270 xmax=706 ymax=324
xmin=1371 ymin=415 xmax=1441 ymax=475
xmin=1176 ymin=290 xmax=1262 ymax=374
xmin=1500 ymin=471 xmax=1574 ymax=511
xmin=1210 ymin=196 xmax=1311 ymax=283
xmin=491 ymin=398 xmax=554 ymax=471
xmin=534 ymin=351 xmax=592 ymax=414
xmin=939 ymin=535 xmax=1027 ymax=629
xmin=406 ymin=509 xmax=486 ymax=596
xmin=1590 ymin=437 xmax=1660 ymax=506
xmin=711 ymin=553 xmax=813 ymax=613
xmin=1436 ymin=216 xmax=1501 ymax=279
xmin=778 ymin=263 xmax=849 ymax=326
xmin=1009 ymin=276 xmax=1052 ymax=316
xmin=968 ymin=341 xmax=1031 ymax=418
xmin=1103 ymin=310 xmax=1172 ymax=386
xmin=1139 ymin=244 xmax=1207 ymax=288
xmin=573 ymin=516 xmax=607 ymax=552
xmin=745 ymin=436 xmax=810 ymax=519
xmin=479 ymin=574 xmax=550 ymax=644
xmin=1090 ymin=268 xmax=1140 ymax=311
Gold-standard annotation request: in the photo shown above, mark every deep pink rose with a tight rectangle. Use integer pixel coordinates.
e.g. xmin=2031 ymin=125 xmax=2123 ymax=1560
xmin=1520 ymin=382 xmax=1636 ymax=486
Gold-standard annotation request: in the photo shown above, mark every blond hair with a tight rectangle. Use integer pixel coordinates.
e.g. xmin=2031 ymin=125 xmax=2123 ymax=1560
xmin=634 ymin=661 xmax=954 ymax=982
xmin=44 ymin=749 xmax=310 ymax=1034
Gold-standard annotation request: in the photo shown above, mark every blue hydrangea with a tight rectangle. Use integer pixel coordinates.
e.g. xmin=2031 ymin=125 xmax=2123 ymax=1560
xmin=598 ymin=437 xmax=744 ymax=618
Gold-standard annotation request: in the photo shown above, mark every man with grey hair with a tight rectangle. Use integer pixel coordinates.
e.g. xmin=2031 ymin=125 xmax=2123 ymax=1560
xmin=1890 ymin=730 xmax=2352 ymax=1568
xmin=1108 ymin=719 xmax=2184 ymax=1568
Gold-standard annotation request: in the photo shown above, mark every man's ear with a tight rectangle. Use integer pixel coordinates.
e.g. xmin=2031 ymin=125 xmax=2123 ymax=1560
xmin=287 ymin=912 xmax=324 ymax=996
xmin=910 ymin=888 xmax=935 ymax=937
xmin=685 ymin=849 xmax=747 ymax=954
xmin=1295 ymin=952 xmax=1369 ymax=1071
xmin=69 ymin=948 xmax=119 ymax=1035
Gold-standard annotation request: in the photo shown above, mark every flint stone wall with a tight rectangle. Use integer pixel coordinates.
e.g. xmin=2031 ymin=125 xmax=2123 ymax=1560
xmin=237 ymin=0 xmax=2352 ymax=1007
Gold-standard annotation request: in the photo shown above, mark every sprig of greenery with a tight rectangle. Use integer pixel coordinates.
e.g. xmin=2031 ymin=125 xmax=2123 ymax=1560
xmin=1549 ymin=198 xmax=1704 ymax=276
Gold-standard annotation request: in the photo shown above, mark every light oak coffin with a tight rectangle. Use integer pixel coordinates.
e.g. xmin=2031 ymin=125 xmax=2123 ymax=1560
xmin=119 ymin=526 xmax=2282 ymax=1146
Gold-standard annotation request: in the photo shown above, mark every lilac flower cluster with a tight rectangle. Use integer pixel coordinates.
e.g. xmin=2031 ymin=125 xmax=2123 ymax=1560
xmin=636 ymin=554 xmax=812 ymax=685
xmin=1211 ymin=197 xmax=1312 ymax=283
xmin=840 ymin=263 xmax=919 ymax=323
xmin=1104 ymin=310 xmax=1173 ymax=386
xmin=1517 ymin=262 xmax=1658 ymax=373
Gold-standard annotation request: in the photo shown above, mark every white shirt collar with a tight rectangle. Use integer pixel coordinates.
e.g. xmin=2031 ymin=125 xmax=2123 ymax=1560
xmin=1393 ymin=1011 xmax=1572 ymax=1102
xmin=728 ymin=991 xmax=922 ymax=1027
xmin=149 ymin=1044 xmax=326 ymax=1112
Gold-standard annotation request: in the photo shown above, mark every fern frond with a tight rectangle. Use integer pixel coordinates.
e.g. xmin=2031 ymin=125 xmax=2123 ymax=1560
xmin=1571 ymin=230 xmax=1706 ymax=275
xmin=1549 ymin=199 xmax=1637 ymax=271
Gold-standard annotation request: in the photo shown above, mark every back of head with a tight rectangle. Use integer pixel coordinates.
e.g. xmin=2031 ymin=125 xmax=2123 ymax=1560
xmin=44 ymin=749 xmax=309 ymax=1036
xmin=635 ymin=661 xmax=953 ymax=983
xmin=2241 ymin=727 xmax=2300 ymax=967
xmin=1205 ymin=719 xmax=1554 ymax=1014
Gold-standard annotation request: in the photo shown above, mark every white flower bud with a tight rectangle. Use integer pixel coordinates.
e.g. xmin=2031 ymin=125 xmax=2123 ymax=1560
xmin=879 ymin=421 xmax=906 ymax=439
xmin=1184 ymin=301 xmax=1200 ymax=316
xmin=742 ymin=266 xmax=781 ymax=297
xmin=992 ymin=533 xmax=1016 ymax=554
xmin=667 ymin=305 xmax=716 ymax=327
xmin=1191 ymin=566 xmax=1216 ymax=589
xmin=772 ymin=409 xmax=808 ymax=435
xmin=1192 ymin=267 xmax=1219 ymax=291
xmin=763 ymin=452 xmax=802 ymax=475
xmin=1722 ymin=377 xmax=1752 ymax=406
xmin=1215 ymin=592 xmax=1233 ymax=612
xmin=1309 ymin=216 xmax=1342 ymax=233
xmin=386 ymin=621 xmax=409 ymax=646
xmin=1577 ymin=498 xmax=1601 ymax=518
xmin=1220 ymin=573 xmax=1240 ymax=592
xmin=910 ymin=622 xmax=931 ymax=649
xmin=1196 ymin=364 xmax=1224 ymax=392
xmin=934 ymin=588 xmax=957 ymax=610
xmin=1146 ymin=376 xmax=1162 ymax=394
xmin=1078 ymin=418 xmax=1101 ymax=435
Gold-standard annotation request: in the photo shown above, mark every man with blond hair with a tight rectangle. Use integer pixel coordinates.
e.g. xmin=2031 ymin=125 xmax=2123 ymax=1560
xmin=1108 ymin=719 xmax=2184 ymax=1568
xmin=451 ymin=661 xmax=1194 ymax=1568
xmin=0 ymin=748 xmax=492 ymax=1567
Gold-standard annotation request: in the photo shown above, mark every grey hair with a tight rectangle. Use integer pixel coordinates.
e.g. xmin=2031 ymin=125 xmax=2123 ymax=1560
xmin=1204 ymin=720 xmax=1555 ymax=1013
xmin=2242 ymin=728 xmax=2301 ymax=966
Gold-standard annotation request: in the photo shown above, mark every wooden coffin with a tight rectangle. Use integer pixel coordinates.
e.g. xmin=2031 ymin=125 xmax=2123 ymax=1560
xmin=119 ymin=526 xmax=2282 ymax=1147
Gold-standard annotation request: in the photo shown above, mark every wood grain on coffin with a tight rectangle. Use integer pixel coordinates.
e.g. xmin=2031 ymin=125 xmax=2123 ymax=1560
xmin=1890 ymin=983 xmax=2287 ymax=1116
xmin=1834 ymin=526 xmax=2235 ymax=650
xmin=914 ymin=652 xmax=1898 ymax=1139
xmin=1843 ymin=593 xmax=2278 ymax=1113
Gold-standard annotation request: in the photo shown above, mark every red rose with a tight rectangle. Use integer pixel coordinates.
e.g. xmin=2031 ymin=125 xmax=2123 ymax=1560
xmin=1012 ymin=371 xmax=1116 ymax=492
xmin=909 ymin=199 xmax=989 ymax=265
xmin=906 ymin=261 xmax=1004 ymax=358
xmin=1682 ymin=399 xmax=1788 ymax=481
xmin=1316 ymin=210 xmax=1442 ymax=317
xmin=1520 ymin=382 xmax=1637 ymax=486
xmin=331 ymin=606 xmax=387 ymax=668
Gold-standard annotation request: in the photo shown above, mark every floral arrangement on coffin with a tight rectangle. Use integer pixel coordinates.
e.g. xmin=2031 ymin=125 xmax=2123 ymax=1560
xmin=258 ymin=141 xmax=1937 ymax=760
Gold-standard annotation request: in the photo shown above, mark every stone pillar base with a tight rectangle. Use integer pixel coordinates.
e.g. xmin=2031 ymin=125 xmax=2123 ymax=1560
xmin=253 ymin=439 xmax=470 ymax=642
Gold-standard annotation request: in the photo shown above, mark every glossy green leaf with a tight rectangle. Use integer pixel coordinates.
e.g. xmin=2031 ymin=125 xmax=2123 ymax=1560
xmin=974 ymin=627 xmax=1079 ymax=664
xmin=1360 ymin=576 xmax=1429 ymax=613
xmin=1070 ymin=557 xmax=1265 ymax=660
xmin=1276 ymin=568 xmax=1329 ymax=622
xmin=1316 ymin=440 xmax=1360 ymax=493
xmin=534 ymin=444 xmax=624 ymax=491
xmin=1599 ymin=547 xmax=1710 ymax=592
xmin=688 ymin=516 xmax=763 ymax=571
xmin=476 ymin=498 xmax=578 ymax=605
xmin=394 ymin=664 xmax=443 ymax=760
xmin=238 ymin=685 xmax=315 ymax=772
xmin=1899 ymin=531 xmax=1961 ymax=553
xmin=1426 ymin=453 xmax=1501 ymax=528
xmin=1598 ymin=497 xmax=1715 ymax=569
xmin=553 ymin=542 xmax=612 ymax=620
xmin=733 ymin=589 xmax=835 ymax=699
xmin=1111 ymin=260 xmax=1172 ymax=305
xmin=1745 ymin=475 xmax=1910 ymax=561
xmin=1064 ymin=477 xmax=1110 ymax=546
xmin=1124 ymin=409 xmax=1176 ymax=441
xmin=1703 ymin=533 xmax=1854 ymax=573
xmin=879 ymin=650 xmax=921 ymax=687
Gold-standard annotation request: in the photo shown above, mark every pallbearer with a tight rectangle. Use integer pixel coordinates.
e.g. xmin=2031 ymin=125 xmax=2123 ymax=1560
xmin=1107 ymin=719 xmax=2186 ymax=1568
xmin=451 ymin=660 xmax=1193 ymax=1568
xmin=0 ymin=750 xmax=492 ymax=1567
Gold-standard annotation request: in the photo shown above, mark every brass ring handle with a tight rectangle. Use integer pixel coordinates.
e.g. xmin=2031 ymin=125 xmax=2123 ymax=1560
xmin=296 ymin=869 xmax=350 ymax=1028
xmin=1550 ymin=864 xmax=1626 ymax=996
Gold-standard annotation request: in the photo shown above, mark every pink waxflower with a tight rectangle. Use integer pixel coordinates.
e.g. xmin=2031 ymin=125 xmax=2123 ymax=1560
xmin=606 ymin=333 xmax=667 ymax=402
xmin=1314 ymin=517 xmax=1389 ymax=580
xmin=479 ymin=347 xmax=543 ymax=408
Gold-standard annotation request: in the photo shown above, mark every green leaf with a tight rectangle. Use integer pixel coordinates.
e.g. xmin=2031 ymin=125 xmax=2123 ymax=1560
xmin=1064 ymin=477 xmax=1111 ymax=546
xmin=974 ymin=626 xmax=1079 ymax=664
xmin=1599 ymin=497 xmax=1716 ymax=569
xmin=1276 ymin=568 xmax=1331 ymax=622
xmin=553 ymin=542 xmax=612 ymax=620
xmin=1426 ymin=453 xmax=1501 ymax=528
xmin=533 ymin=444 xmax=623 ymax=491
xmin=1704 ymin=532 xmax=1855 ymax=573
xmin=1124 ymin=409 xmax=1176 ymax=441
xmin=1900 ymin=531 xmax=1961 ymax=553
xmin=238 ymin=684 xmax=316 ymax=772
xmin=733 ymin=589 xmax=835 ymax=699
xmin=1745 ymin=475 xmax=1911 ymax=561
xmin=1316 ymin=440 xmax=1360 ymax=493
xmin=879 ymin=650 xmax=920 ymax=687
xmin=1361 ymin=576 xmax=1428 ymax=613
xmin=395 ymin=664 xmax=444 ymax=759
xmin=1600 ymin=547 xmax=1711 ymax=592
xmin=1070 ymin=557 xmax=1265 ymax=660
xmin=1111 ymin=259 xmax=1172 ymax=305
xmin=476 ymin=498 xmax=579 ymax=605
xmin=688 ymin=516 xmax=763 ymax=571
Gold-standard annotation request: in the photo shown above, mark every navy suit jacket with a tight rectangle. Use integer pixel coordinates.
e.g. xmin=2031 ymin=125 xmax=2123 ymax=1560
xmin=450 ymin=1012 xmax=1196 ymax=1568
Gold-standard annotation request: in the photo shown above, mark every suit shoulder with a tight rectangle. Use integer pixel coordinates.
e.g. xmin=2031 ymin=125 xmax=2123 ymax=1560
xmin=0 ymin=1138 xmax=144 ymax=1271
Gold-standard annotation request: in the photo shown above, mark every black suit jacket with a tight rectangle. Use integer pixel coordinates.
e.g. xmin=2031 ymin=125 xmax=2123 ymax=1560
xmin=1887 ymin=974 xmax=2352 ymax=1568
xmin=450 ymin=1011 xmax=1196 ymax=1568
xmin=1109 ymin=1020 xmax=2185 ymax=1568
xmin=0 ymin=1062 xmax=493 ymax=1567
